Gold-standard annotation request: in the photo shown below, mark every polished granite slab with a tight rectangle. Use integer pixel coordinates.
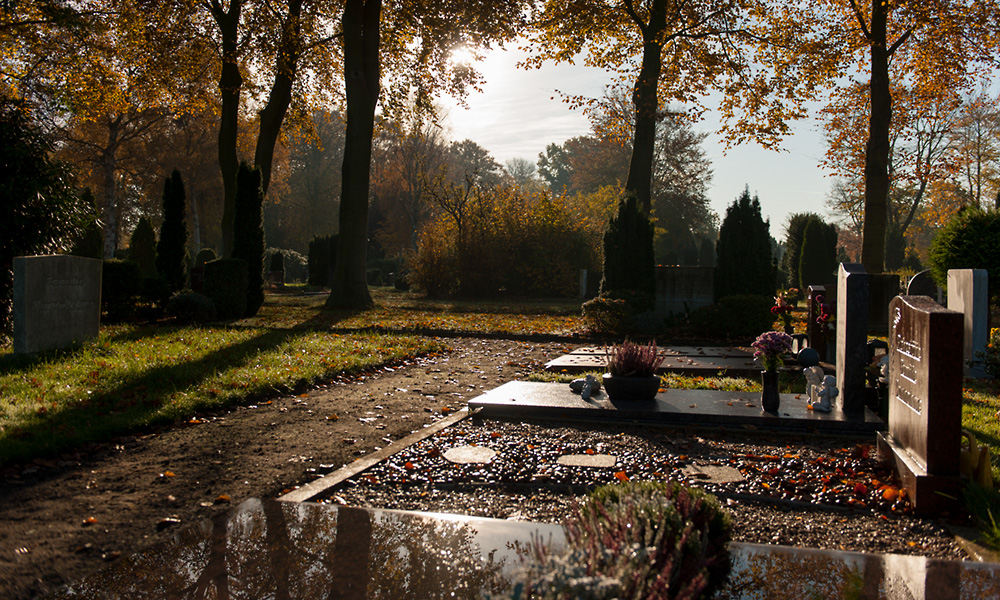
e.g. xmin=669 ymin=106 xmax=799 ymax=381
xmin=469 ymin=381 xmax=884 ymax=434
xmin=545 ymin=353 xmax=770 ymax=375
xmin=49 ymin=499 xmax=1000 ymax=599
xmin=561 ymin=345 xmax=754 ymax=357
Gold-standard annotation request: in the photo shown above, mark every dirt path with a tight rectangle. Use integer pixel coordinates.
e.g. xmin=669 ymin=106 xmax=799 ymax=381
xmin=0 ymin=338 xmax=570 ymax=599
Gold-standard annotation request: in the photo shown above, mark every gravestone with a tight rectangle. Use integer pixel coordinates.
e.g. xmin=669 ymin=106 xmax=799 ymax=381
xmin=877 ymin=295 xmax=963 ymax=515
xmin=807 ymin=284 xmax=836 ymax=363
xmin=947 ymin=269 xmax=988 ymax=378
xmin=907 ymin=269 xmax=942 ymax=302
xmin=836 ymin=263 xmax=869 ymax=413
xmin=13 ymin=255 xmax=102 ymax=354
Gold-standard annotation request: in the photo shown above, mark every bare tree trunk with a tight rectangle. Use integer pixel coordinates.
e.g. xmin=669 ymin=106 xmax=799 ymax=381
xmin=623 ymin=0 xmax=666 ymax=216
xmin=254 ymin=0 xmax=303 ymax=194
xmin=325 ymin=0 xmax=380 ymax=309
xmin=213 ymin=0 xmax=244 ymax=258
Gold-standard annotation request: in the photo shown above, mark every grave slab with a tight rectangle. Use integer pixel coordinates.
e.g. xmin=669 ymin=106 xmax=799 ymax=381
xmin=947 ymin=269 xmax=989 ymax=378
xmin=562 ymin=345 xmax=753 ymax=358
xmin=545 ymin=349 xmax=770 ymax=377
xmin=878 ymin=296 xmax=964 ymax=516
xmin=49 ymin=499 xmax=1000 ymax=599
xmin=469 ymin=381 xmax=883 ymax=435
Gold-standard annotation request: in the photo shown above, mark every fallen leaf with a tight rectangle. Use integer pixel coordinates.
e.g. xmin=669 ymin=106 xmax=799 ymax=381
xmin=585 ymin=449 xmax=595 ymax=455
xmin=614 ymin=471 xmax=629 ymax=482
xmin=214 ymin=494 xmax=231 ymax=504
xmin=163 ymin=471 xmax=176 ymax=478
xmin=82 ymin=516 xmax=98 ymax=526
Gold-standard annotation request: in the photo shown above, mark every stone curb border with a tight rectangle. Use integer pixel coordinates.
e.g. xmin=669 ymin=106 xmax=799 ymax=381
xmin=277 ymin=408 xmax=474 ymax=503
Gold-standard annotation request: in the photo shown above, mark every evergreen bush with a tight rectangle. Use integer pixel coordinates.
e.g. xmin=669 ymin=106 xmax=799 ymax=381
xmin=166 ymin=291 xmax=216 ymax=323
xmin=308 ymin=235 xmax=337 ymax=286
xmin=581 ymin=296 xmax=629 ymax=334
xmin=195 ymin=247 xmax=217 ymax=267
xmin=797 ymin=216 xmax=838 ymax=289
xmin=203 ymin=258 xmax=248 ymax=320
xmin=599 ymin=192 xmax=655 ymax=311
xmin=269 ymin=250 xmax=284 ymax=273
xmin=0 ymin=96 xmax=90 ymax=333
xmin=928 ymin=207 xmax=1000 ymax=301
xmin=70 ymin=189 xmax=103 ymax=259
xmin=130 ymin=216 xmax=158 ymax=278
xmin=156 ymin=169 xmax=189 ymax=293
xmin=689 ymin=294 xmax=774 ymax=340
xmin=101 ymin=259 xmax=142 ymax=322
xmin=714 ymin=187 xmax=774 ymax=300
xmin=781 ymin=213 xmax=816 ymax=289
xmin=232 ymin=162 xmax=266 ymax=317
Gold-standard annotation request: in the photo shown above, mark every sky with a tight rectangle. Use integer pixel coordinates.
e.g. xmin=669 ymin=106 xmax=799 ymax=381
xmin=439 ymin=46 xmax=838 ymax=239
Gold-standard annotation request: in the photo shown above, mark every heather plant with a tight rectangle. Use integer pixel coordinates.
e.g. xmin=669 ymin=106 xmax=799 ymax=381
xmin=505 ymin=481 xmax=731 ymax=600
xmin=605 ymin=339 xmax=663 ymax=377
xmin=752 ymin=330 xmax=793 ymax=371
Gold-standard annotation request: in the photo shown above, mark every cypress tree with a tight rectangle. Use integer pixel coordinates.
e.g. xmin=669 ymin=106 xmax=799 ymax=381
xmin=714 ymin=187 xmax=774 ymax=300
xmin=798 ymin=217 xmax=839 ymax=289
xmin=156 ymin=169 xmax=189 ymax=292
xmin=599 ymin=192 xmax=655 ymax=310
xmin=781 ymin=212 xmax=820 ymax=289
xmin=129 ymin=216 xmax=158 ymax=278
xmin=232 ymin=162 xmax=266 ymax=317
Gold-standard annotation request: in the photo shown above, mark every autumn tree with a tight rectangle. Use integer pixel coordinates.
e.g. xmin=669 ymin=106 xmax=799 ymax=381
xmin=326 ymin=0 xmax=530 ymax=308
xmin=810 ymin=0 xmax=1000 ymax=273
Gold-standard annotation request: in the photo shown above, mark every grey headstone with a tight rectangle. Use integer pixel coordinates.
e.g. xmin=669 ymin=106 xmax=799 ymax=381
xmin=13 ymin=255 xmax=102 ymax=354
xmin=443 ymin=446 xmax=496 ymax=464
xmin=947 ymin=269 xmax=989 ymax=378
xmin=907 ymin=269 xmax=941 ymax=301
xmin=836 ymin=263 xmax=869 ymax=413
xmin=886 ymin=296 xmax=962 ymax=476
xmin=556 ymin=454 xmax=617 ymax=468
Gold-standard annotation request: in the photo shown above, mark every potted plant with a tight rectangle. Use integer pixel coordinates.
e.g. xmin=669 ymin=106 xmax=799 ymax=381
xmin=751 ymin=331 xmax=792 ymax=413
xmin=603 ymin=339 xmax=664 ymax=402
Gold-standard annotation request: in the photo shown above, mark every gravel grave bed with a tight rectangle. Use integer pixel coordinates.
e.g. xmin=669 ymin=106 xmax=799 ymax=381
xmin=323 ymin=419 xmax=967 ymax=559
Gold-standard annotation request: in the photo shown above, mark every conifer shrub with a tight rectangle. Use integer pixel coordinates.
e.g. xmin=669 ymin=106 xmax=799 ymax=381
xmin=166 ymin=291 xmax=216 ymax=323
xmin=510 ymin=481 xmax=731 ymax=600
xmin=689 ymin=294 xmax=774 ymax=340
xmin=714 ymin=187 xmax=774 ymax=300
xmin=203 ymin=258 xmax=248 ymax=320
xmin=195 ymin=247 xmax=217 ymax=267
xmin=797 ymin=216 xmax=838 ymax=290
xmin=599 ymin=192 xmax=655 ymax=312
xmin=269 ymin=250 xmax=284 ymax=273
xmin=308 ymin=235 xmax=337 ymax=286
xmin=130 ymin=216 xmax=158 ymax=278
xmin=582 ymin=296 xmax=629 ymax=334
xmin=232 ymin=162 xmax=266 ymax=317
xmin=928 ymin=207 xmax=1000 ymax=301
xmin=156 ymin=169 xmax=189 ymax=293
xmin=101 ymin=259 xmax=142 ymax=322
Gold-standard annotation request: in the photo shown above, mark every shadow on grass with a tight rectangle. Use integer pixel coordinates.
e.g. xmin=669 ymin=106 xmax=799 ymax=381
xmin=0 ymin=327 xmax=302 ymax=466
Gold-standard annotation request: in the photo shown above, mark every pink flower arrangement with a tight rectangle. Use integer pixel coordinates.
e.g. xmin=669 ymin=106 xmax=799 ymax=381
xmin=752 ymin=331 xmax=792 ymax=372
